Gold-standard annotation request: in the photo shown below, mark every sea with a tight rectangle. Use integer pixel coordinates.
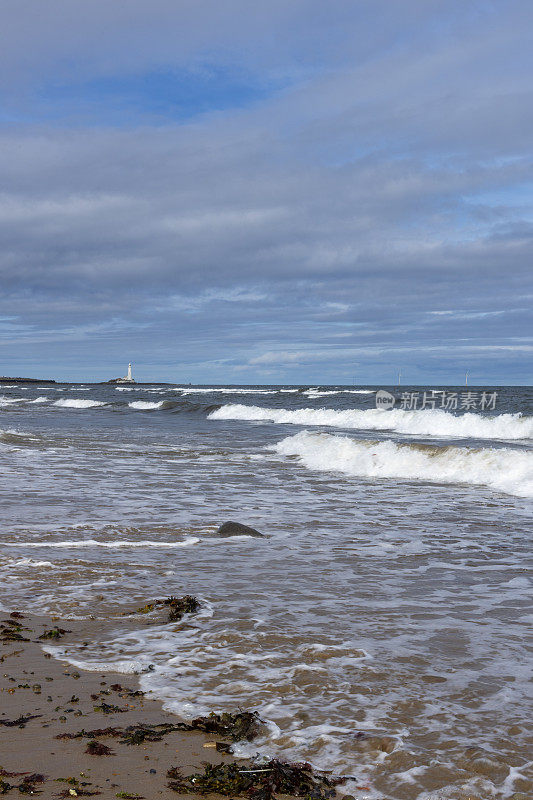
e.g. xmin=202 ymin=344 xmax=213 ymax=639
xmin=1 ymin=382 xmax=532 ymax=800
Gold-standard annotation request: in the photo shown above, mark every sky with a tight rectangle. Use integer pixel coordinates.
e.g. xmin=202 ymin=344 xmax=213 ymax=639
xmin=0 ymin=0 xmax=532 ymax=385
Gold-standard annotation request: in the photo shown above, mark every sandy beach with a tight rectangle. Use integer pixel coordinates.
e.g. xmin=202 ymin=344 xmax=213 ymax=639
xmin=1 ymin=609 xmax=349 ymax=800
xmin=0 ymin=610 xmax=245 ymax=799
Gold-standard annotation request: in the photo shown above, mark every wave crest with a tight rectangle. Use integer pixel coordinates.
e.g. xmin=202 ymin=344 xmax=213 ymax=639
xmin=54 ymin=398 xmax=105 ymax=408
xmin=274 ymin=431 xmax=533 ymax=498
xmin=209 ymin=404 xmax=533 ymax=441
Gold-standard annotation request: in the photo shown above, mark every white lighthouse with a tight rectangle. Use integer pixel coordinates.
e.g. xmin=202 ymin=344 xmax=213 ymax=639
xmin=126 ymin=362 xmax=133 ymax=381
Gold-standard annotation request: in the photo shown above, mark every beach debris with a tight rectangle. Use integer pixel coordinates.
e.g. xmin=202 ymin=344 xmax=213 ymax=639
xmin=164 ymin=596 xmax=200 ymax=622
xmin=56 ymin=778 xmax=101 ymax=796
xmin=215 ymin=521 xmax=265 ymax=538
xmin=93 ymin=702 xmax=128 ymax=714
xmin=109 ymin=683 xmax=144 ymax=698
xmin=15 ymin=773 xmax=47 ymax=794
xmin=115 ymin=793 xmax=144 ymax=799
xmin=0 ymin=772 xmax=46 ymax=795
xmin=123 ymin=595 xmax=200 ymax=623
xmin=166 ymin=759 xmax=344 ymax=798
xmin=85 ymin=741 xmax=115 ymax=756
xmin=0 ymin=713 xmax=42 ymax=727
xmin=189 ymin=711 xmax=264 ymax=741
xmin=55 ymin=711 xmax=264 ymax=747
xmin=38 ymin=626 xmax=70 ymax=640
xmin=121 ymin=726 xmax=170 ymax=745
xmin=56 ymin=727 xmax=123 ymax=740
xmin=0 ymin=648 xmax=23 ymax=663
xmin=0 ymin=619 xmax=31 ymax=643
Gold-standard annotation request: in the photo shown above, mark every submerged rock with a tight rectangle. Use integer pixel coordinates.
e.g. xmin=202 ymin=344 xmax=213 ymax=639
xmin=216 ymin=521 xmax=265 ymax=538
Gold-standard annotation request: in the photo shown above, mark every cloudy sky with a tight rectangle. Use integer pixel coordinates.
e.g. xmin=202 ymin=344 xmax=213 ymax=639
xmin=1 ymin=0 xmax=531 ymax=384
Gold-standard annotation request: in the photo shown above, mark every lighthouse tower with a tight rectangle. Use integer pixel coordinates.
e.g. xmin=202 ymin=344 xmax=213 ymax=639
xmin=107 ymin=362 xmax=136 ymax=384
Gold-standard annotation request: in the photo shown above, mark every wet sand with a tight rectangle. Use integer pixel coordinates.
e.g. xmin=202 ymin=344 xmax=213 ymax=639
xmin=0 ymin=611 xmax=247 ymax=799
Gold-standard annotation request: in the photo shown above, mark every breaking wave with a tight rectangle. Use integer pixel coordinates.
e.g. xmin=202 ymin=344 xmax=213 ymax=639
xmin=54 ymin=398 xmax=106 ymax=409
xmin=0 ymin=396 xmax=26 ymax=406
xmin=274 ymin=431 xmax=533 ymax=498
xmin=209 ymin=404 xmax=533 ymax=441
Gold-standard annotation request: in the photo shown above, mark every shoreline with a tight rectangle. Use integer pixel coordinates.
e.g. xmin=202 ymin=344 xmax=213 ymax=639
xmin=1 ymin=610 xmax=240 ymax=798
xmin=0 ymin=608 xmax=347 ymax=800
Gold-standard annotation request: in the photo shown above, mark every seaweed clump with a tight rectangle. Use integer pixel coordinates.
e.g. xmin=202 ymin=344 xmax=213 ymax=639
xmin=56 ymin=777 xmax=101 ymax=796
xmin=93 ymin=702 xmax=128 ymax=715
xmin=0 ymin=619 xmax=30 ymax=643
xmin=85 ymin=740 xmax=114 ymax=756
xmin=164 ymin=596 xmax=200 ymax=622
xmin=0 ymin=713 xmax=42 ymax=728
xmin=38 ymin=626 xmax=70 ymax=640
xmin=55 ymin=712 xmax=264 ymax=747
xmin=166 ymin=759 xmax=344 ymax=799
xmin=189 ymin=712 xmax=263 ymax=742
xmin=0 ymin=771 xmax=47 ymax=795
xmin=124 ymin=596 xmax=200 ymax=623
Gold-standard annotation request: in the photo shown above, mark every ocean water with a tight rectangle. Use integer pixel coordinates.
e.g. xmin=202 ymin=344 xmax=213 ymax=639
xmin=1 ymin=382 xmax=532 ymax=800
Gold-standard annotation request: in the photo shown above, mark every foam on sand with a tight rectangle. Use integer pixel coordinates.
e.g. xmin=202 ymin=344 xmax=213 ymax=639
xmin=274 ymin=431 xmax=533 ymax=498
xmin=209 ymin=404 xmax=533 ymax=440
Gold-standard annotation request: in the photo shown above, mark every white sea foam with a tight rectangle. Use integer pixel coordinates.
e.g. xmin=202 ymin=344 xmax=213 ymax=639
xmin=128 ymin=401 xmax=163 ymax=410
xmin=53 ymin=398 xmax=105 ymax=408
xmin=30 ymin=396 xmax=49 ymax=403
xmin=274 ymin=431 xmax=533 ymax=497
xmin=40 ymin=649 xmax=145 ymax=674
xmin=304 ymin=389 xmax=374 ymax=398
xmin=178 ymin=387 xmax=278 ymax=395
xmin=3 ymin=537 xmax=200 ymax=548
xmin=210 ymin=404 xmax=533 ymax=441
xmin=5 ymin=558 xmax=55 ymax=567
xmin=0 ymin=396 xmax=26 ymax=405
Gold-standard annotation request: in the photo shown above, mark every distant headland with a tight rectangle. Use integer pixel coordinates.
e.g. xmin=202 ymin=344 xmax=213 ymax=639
xmin=0 ymin=376 xmax=57 ymax=383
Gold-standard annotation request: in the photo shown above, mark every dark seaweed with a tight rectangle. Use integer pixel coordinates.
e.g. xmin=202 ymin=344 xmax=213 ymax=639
xmin=166 ymin=759 xmax=344 ymax=799
xmin=55 ymin=711 xmax=264 ymax=747
xmin=0 ymin=714 xmax=42 ymax=727
xmin=163 ymin=596 xmax=200 ymax=622
xmin=17 ymin=773 xmax=47 ymax=794
xmin=85 ymin=740 xmax=115 ymax=756
xmin=189 ymin=712 xmax=263 ymax=742
xmin=93 ymin=703 xmax=128 ymax=714
xmin=124 ymin=596 xmax=200 ymax=623
xmin=38 ymin=626 xmax=70 ymax=640
xmin=0 ymin=773 xmax=46 ymax=795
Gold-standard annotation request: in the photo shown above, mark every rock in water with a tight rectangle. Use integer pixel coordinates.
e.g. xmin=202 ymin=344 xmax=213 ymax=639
xmin=216 ymin=521 xmax=265 ymax=538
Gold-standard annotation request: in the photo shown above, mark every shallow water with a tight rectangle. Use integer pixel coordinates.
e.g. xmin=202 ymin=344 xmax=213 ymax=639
xmin=1 ymin=383 xmax=532 ymax=799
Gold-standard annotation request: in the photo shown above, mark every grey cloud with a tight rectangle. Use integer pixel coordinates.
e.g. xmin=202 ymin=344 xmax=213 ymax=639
xmin=0 ymin=1 xmax=531 ymax=382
